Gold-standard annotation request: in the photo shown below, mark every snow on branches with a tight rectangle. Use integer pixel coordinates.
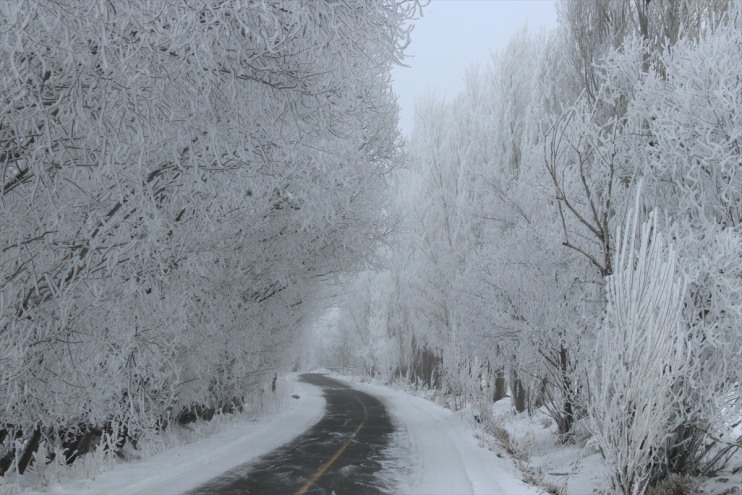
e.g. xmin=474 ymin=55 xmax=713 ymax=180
xmin=588 ymin=197 xmax=686 ymax=495
xmin=0 ymin=0 xmax=416 ymax=468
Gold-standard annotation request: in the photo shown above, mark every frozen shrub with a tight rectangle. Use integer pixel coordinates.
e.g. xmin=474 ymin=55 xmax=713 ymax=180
xmin=588 ymin=204 xmax=687 ymax=495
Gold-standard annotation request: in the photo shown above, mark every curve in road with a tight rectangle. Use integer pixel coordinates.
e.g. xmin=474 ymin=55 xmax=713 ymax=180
xmin=187 ymin=373 xmax=395 ymax=495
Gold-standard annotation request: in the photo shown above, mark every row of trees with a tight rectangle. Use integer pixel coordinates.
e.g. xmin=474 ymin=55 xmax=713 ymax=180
xmin=330 ymin=0 xmax=742 ymax=492
xmin=0 ymin=0 xmax=417 ymax=475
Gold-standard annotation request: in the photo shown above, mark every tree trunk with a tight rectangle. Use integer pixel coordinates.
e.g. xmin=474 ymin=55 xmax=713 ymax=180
xmin=17 ymin=426 xmax=42 ymax=475
xmin=0 ymin=430 xmax=20 ymax=476
xmin=559 ymin=344 xmax=574 ymax=435
xmin=66 ymin=428 xmax=94 ymax=464
xmin=510 ymin=368 xmax=528 ymax=413
xmin=533 ymin=377 xmax=549 ymax=410
xmin=422 ymin=349 xmax=432 ymax=388
xmin=493 ymin=368 xmax=507 ymax=402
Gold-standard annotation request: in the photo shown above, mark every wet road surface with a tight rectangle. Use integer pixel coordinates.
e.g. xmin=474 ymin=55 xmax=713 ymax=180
xmin=187 ymin=373 xmax=395 ymax=495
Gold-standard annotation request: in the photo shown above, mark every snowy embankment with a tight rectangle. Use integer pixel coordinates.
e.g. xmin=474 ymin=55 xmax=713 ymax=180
xmin=339 ymin=374 xmax=742 ymax=495
xmin=330 ymin=374 xmax=541 ymax=495
xmin=17 ymin=375 xmax=325 ymax=495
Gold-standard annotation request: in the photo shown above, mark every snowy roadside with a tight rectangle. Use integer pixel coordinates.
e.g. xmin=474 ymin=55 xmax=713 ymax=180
xmin=329 ymin=374 xmax=542 ymax=495
xmin=334 ymin=373 xmax=742 ymax=495
xmin=13 ymin=374 xmax=325 ymax=495
xmin=14 ymin=370 xmax=736 ymax=495
xmin=333 ymin=372 xmax=621 ymax=494
xmin=11 ymin=371 xmax=542 ymax=495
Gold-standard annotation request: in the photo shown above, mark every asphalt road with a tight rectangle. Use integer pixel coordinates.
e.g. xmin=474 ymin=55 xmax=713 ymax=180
xmin=187 ymin=373 xmax=395 ymax=495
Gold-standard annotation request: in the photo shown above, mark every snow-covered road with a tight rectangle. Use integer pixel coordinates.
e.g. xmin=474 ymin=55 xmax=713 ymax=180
xmin=29 ymin=373 xmax=538 ymax=495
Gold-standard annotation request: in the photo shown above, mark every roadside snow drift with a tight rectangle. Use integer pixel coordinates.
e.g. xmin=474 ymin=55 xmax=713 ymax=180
xmin=25 ymin=375 xmax=325 ymax=495
xmin=332 ymin=376 xmax=540 ymax=495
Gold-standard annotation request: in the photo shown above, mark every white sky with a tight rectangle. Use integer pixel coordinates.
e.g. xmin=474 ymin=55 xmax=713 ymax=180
xmin=392 ymin=0 xmax=559 ymax=136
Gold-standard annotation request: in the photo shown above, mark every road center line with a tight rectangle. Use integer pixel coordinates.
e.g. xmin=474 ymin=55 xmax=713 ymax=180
xmin=293 ymin=393 xmax=369 ymax=495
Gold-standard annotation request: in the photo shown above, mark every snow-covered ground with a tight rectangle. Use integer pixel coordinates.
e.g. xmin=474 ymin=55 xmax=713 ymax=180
xmin=330 ymin=375 xmax=540 ymax=495
xmin=8 ymin=372 xmax=739 ymax=495
xmin=11 ymin=375 xmax=325 ymax=495
xmin=337 ymin=373 xmax=742 ymax=495
xmin=8 ymin=373 xmax=538 ymax=495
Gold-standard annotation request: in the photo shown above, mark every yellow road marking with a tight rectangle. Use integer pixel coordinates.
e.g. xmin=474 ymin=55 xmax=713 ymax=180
xmin=293 ymin=394 xmax=369 ymax=495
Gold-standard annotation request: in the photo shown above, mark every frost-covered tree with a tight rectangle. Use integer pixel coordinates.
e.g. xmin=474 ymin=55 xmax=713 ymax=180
xmin=335 ymin=3 xmax=741 ymax=487
xmin=553 ymin=7 xmax=742 ymax=477
xmin=0 ymin=0 xmax=416 ymax=472
xmin=588 ymin=203 xmax=687 ymax=495
xmin=614 ymin=20 xmax=742 ymax=476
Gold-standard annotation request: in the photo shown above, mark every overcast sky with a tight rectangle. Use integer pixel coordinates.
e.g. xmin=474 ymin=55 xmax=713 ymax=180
xmin=392 ymin=0 xmax=559 ymax=136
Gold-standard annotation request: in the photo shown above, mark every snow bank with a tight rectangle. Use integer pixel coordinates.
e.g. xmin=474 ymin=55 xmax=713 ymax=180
xmin=332 ymin=375 xmax=541 ymax=495
xmin=17 ymin=374 xmax=325 ymax=495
